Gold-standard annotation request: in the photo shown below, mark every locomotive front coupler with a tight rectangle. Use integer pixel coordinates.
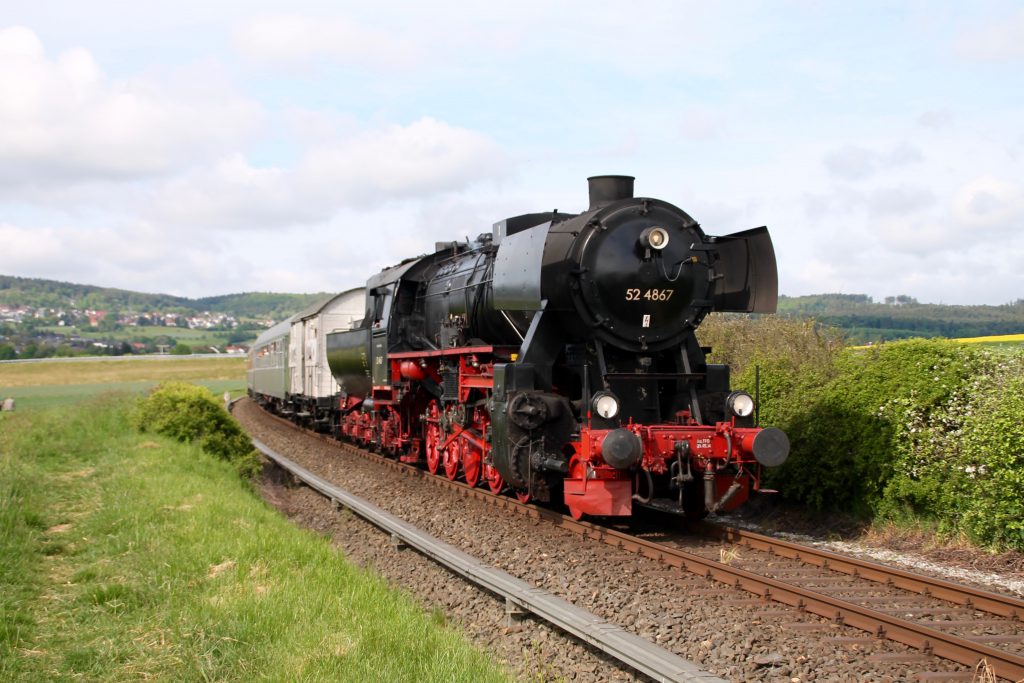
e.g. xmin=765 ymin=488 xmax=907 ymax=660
xmin=669 ymin=440 xmax=693 ymax=505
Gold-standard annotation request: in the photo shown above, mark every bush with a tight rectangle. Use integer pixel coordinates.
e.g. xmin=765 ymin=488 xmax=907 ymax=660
xmin=133 ymin=382 xmax=259 ymax=478
xmin=698 ymin=314 xmax=844 ymax=380
xmin=171 ymin=343 xmax=192 ymax=355
xmin=880 ymin=351 xmax=1024 ymax=549
xmin=761 ymin=339 xmax=978 ymax=514
xmin=702 ymin=316 xmax=1024 ymax=551
xmin=700 ymin=315 xmax=847 ymax=508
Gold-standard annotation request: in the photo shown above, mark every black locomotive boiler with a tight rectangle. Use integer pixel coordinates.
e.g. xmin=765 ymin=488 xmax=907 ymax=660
xmin=252 ymin=175 xmax=789 ymax=519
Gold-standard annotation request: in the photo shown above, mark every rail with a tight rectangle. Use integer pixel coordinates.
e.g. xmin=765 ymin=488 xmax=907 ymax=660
xmin=698 ymin=523 xmax=1024 ymax=619
xmin=245 ymin=401 xmax=1024 ymax=681
xmin=252 ymin=437 xmax=726 ymax=683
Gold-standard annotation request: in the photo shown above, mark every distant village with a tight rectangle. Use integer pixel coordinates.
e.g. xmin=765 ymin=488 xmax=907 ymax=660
xmin=0 ymin=303 xmax=272 ymax=359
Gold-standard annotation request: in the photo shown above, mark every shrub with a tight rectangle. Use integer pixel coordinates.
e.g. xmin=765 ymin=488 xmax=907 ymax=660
xmin=880 ymin=351 xmax=1024 ymax=549
xmin=958 ymin=359 xmax=1024 ymax=548
xmin=702 ymin=316 xmax=1024 ymax=551
xmin=133 ymin=382 xmax=259 ymax=478
xmin=762 ymin=339 xmax=979 ymax=514
xmin=701 ymin=315 xmax=846 ymax=508
xmin=698 ymin=314 xmax=844 ymax=380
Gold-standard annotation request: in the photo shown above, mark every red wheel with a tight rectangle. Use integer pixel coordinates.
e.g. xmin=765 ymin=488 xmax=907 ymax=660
xmin=567 ymin=456 xmax=586 ymax=520
xmin=515 ymin=490 xmax=530 ymax=504
xmin=425 ymin=402 xmax=441 ymax=475
xmin=462 ymin=442 xmax=482 ymax=488
xmin=443 ymin=438 xmax=461 ymax=481
xmin=483 ymin=461 xmax=503 ymax=494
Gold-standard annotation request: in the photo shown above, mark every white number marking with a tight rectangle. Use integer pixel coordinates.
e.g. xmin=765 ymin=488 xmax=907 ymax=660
xmin=625 ymin=288 xmax=674 ymax=302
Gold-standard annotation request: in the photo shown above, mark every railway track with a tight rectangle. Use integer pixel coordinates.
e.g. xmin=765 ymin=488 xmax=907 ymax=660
xmin=244 ymin=400 xmax=1024 ymax=681
xmin=252 ymin=436 xmax=724 ymax=683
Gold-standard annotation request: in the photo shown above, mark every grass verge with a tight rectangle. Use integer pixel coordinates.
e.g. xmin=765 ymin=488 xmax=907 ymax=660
xmin=0 ymin=397 xmax=509 ymax=682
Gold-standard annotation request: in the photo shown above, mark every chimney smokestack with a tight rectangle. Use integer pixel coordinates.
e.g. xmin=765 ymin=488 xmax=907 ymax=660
xmin=587 ymin=175 xmax=635 ymax=210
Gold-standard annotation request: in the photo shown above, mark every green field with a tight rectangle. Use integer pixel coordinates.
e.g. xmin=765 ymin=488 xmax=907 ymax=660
xmin=1 ymin=390 xmax=508 ymax=681
xmin=2 ymin=380 xmax=243 ymax=411
xmin=0 ymin=357 xmax=247 ymax=410
xmin=38 ymin=324 xmax=257 ymax=348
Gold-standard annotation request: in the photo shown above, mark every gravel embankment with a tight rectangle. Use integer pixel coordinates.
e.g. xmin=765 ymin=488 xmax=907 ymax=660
xmin=236 ymin=400 xmax=974 ymax=682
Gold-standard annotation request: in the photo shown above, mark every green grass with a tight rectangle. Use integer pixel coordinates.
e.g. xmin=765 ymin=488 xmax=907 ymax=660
xmin=37 ymin=324 xmax=257 ymax=347
xmin=0 ymin=398 xmax=510 ymax=682
xmin=0 ymin=356 xmax=247 ymax=410
xmin=2 ymin=380 xmax=245 ymax=411
xmin=0 ymin=356 xmax=245 ymax=389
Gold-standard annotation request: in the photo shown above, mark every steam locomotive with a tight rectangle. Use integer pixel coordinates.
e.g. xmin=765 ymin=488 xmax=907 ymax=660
xmin=248 ymin=176 xmax=789 ymax=519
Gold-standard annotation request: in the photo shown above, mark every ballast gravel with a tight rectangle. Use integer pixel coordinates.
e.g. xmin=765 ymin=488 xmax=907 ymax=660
xmin=235 ymin=400 xmax=977 ymax=682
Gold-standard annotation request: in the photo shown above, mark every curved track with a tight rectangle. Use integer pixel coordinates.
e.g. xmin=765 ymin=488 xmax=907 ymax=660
xmin=252 ymin=435 xmax=723 ymax=683
xmin=248 ymin=400 xmax=1024 ymax=681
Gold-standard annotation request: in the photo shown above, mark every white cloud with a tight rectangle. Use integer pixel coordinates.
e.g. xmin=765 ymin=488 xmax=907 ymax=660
xmin=0 ymin=223 xmax=83 ymax=279
xmin=0 ymin=219 xmax=259 ymax=297
xmin=955 ymin=9 xmax=1024 ymax=62
xmin=678 ymin=107 xmax=726 ymax=141
xmin=865 ymin=186 xmax=936 ymax=217
xmin=917 ymin=109 xmax=954 ymax=129
xmin=952 ymin=175 xmax=1024 ymax=232
xmin=232 ymin=14 xmax=418 ymax=68
xmin=230 ymin=2 xmax=755 ymax=79
xmin=0 ymin=26 xmax=262 ymax=189
xmin=792 ymin=257 xmax=841 ymax=291
xmin=802 ymin=184 xmax=936 ymax=224
xmin=822 ymin=143 xmax=924 ymax=182
xmin=871 ymin=215 xmax=956 ymax=254
xmin=0 ymin=221 xmax=170 ymax=288
xmin=149 ymin=156 xmax=320 ymax=231
xmin=147 ymin=117 xmax=509 ymax=229
xmin=1 ymin=5 xmax=1022 ymax=307
xmin=297 ymin=117 xmax=508 ymax=205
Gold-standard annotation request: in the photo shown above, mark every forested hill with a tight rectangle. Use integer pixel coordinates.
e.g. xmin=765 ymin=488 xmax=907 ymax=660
xmin=778 ymin=294 xmax=1024 ymax=342
xmin=4 ymin=274 xmax=1023 ymax=342
xmin=0 ymin=274 xmax=330 ymax=321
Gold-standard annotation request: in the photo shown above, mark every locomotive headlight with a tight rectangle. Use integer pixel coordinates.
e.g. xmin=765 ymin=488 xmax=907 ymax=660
xmin=639 ymin=226 xmax=670 ymax=251
xmin=591 ymin=392 xmax=620 ymax=419
xmin=727 ymin=391 xmax=755 ymax=418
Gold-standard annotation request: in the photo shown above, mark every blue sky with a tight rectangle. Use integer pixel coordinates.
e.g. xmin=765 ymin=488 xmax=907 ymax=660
xmin=1 ymin=1 xmax=1022 ymax=304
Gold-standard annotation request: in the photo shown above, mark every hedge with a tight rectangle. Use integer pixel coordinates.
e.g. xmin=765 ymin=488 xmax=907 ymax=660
xmin=701 ymin=316 xmax=1024 ymax=551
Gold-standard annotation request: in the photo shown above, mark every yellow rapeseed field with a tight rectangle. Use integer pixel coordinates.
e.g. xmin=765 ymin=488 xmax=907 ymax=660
xmin=953 ymin=333 xmax=1024 ymax=344
xmin=850 ymin=333 xmax=1024 ymax=350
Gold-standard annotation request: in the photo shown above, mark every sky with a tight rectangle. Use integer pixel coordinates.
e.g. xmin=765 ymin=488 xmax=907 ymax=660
xmin=1 ymin=1 xmax=1022 ymax=305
